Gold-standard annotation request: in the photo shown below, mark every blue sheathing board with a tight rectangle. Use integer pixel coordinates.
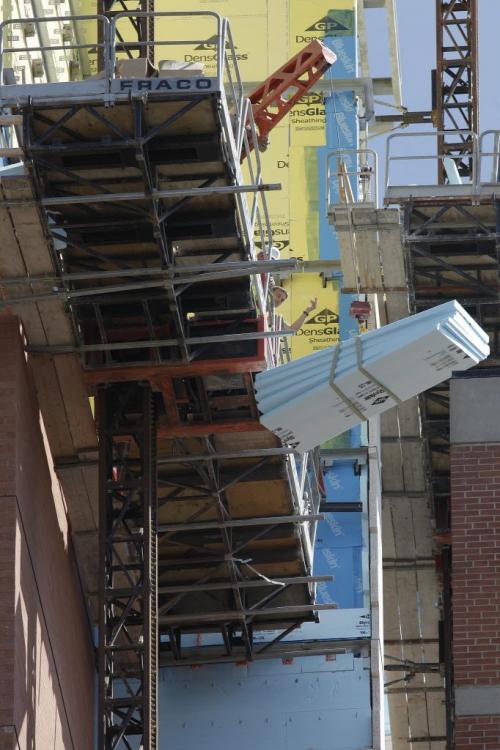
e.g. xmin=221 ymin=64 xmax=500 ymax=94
xmin=309 ymin=15 xmax=369 ymax=623
xmin=323 ymin=459 xmax=360 ymax=500
xmin=159 ymin=653 xmax=371 ymax=750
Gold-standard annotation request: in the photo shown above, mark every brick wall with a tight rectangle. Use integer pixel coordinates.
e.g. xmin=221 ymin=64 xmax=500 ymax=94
xmin=451 ymin=442 xmax=500 ymax=750
xmin=0 ymin=315 xmax=94 ymax=750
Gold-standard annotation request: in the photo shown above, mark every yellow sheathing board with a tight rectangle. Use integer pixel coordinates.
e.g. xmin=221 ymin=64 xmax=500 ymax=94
xmin=289 ymin=0 xmax=356 ymax=55
xmin=281 ymin=274 xmax=339 ymax=359
xmin=146 ymin=1 xmax=281 ymax=83
xmin=261 ymin=126 xmax=290 ymax=196
xmin=288 ymin=146 xmax=320 ymax=262
xmin=261 ymin=197 xmax=291 ymax=257
xmin=289 ymin=91 xmax=327 ymax=147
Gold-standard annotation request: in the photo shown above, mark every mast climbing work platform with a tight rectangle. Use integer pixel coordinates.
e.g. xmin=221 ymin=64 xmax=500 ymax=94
xmin=0 ymin=12 xmax=337 ymax=749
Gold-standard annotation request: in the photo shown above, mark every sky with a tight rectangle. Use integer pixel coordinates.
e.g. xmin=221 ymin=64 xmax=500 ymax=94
xmin=365 ymin=0 xmax=500 ymax=188
xmin=367 ymin=0 xmax=499 ymax=128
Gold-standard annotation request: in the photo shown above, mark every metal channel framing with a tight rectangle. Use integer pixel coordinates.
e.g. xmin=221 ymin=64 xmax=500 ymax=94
xmin=98 ymin=383 xmax=157 ymax=750
xmin=435 ymin=0 xmax=478 ymax=181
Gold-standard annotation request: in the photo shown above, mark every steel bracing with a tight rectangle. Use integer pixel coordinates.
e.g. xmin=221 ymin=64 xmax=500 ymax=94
xmin=98 ymin=383 xmax=158 ymax=750
xmin=98 ymin=0 xmax=155 ymax=67
xmin=435 ymin=0 xmax=478 ymax=181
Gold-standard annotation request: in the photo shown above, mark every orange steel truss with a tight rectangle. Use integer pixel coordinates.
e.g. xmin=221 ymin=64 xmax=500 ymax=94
xmin=248 ymin=39 xmax=336 ymax=148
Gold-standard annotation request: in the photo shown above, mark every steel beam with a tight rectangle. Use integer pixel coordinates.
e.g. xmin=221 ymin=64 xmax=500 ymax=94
xmin=157 ymin=575 xmax=331 ymax=595
xmin=0 ymin=182 xmax=282 ymax=209
xmin=159 ymin=602 xmax=338 ymax=625
xmin=158 ymin=514 xmax=323 ymax=533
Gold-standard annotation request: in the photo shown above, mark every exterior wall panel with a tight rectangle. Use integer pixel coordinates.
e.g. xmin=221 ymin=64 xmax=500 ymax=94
xmin=451 ymin=376 xmax=500 ymax=750
xmin=0 ymin=315 xmax=95 ymax=750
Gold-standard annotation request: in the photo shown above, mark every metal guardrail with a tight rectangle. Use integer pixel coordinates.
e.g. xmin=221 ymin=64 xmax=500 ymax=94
xmin=0 ymin=15 xmax=111 ymax=84
xmin=0 ymin=12 xmax=237 ymax=105
xmin=385 ymin=130 xmax=479 ymax=192
xmin=0 ymin=11 xmax=276 ymax=325
xmin=326 ymin=148 xmax=379 ymax=209
xmin=479 ymin=130 xmax=500 ymax=185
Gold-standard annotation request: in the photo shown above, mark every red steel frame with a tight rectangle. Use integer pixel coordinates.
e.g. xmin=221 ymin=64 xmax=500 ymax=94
xmin=249 ymin=40 xmax=336 ymax=149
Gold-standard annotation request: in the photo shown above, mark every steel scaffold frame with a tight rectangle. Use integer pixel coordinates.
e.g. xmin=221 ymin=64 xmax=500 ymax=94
xmin=435 ymin=0 xmax=478 ymax=182
xmin=98 ymin=0 xmax=155 ymax=67
xmin=402 ymin=193 xmax=500 ymax=749
xmin=98 ymin=383 xmax=158 ymax=750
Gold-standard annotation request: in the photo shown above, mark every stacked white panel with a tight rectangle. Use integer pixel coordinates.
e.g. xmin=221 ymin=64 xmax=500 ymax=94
xmin=255 ymin=301 xmax=489 ymax=453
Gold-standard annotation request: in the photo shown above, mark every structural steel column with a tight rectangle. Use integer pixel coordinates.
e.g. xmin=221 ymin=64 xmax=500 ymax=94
xmin=98 ymin=383 xmax=157 ymax=750
xmin=435 ymin=0 xmax=478 ymax=182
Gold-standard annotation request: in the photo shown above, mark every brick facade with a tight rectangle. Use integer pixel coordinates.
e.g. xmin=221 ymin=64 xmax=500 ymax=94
xmin=451 ymin=442 xmax=500 ymax=749
xmin=0 ymin=315 xmax=94 ymax=749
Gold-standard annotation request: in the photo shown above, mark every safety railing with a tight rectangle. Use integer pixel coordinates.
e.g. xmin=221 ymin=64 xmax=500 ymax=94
xmin=385 ymin=130 xmax=478 ymax=193
xmin=0 ymin=15 xmax=111 ymax=86
xmin=285 ymin=445 xmax=322 ymax=574
xmin=478 ymin=130 xmax=500 ymax=186
xmin=0 ymin=13 xmax=242 ymax=111
xmin=326 ymin=148 xmax=378 ymax=209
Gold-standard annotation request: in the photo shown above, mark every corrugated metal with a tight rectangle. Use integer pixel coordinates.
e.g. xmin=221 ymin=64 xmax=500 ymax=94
xmin=256 ymin=300 xmax=489 ymax=453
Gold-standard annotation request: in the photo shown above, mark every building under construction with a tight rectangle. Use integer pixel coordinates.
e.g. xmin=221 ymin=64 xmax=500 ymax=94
xmin=0 ymin=2 xmax=498 ymax=750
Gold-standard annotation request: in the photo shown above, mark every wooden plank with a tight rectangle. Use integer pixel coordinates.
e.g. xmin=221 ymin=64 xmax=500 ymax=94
xmin=407 ymin=691 xmax=432 ymax=748
xmin=387 ymin=690 xmax=411 ymax=744
xmin=383 ymin=569 xmax=402 ymax=641
xmin=158 ymin=419 xmax=265 ymax=438
xmin=401 ymin=441 xmax=427 ymax=493
xmin=385 ymin=292 xmax=411 ymax=322
xmin=57 ymin=465 xmax=98 ymax=532
xmin=395 ymin=569 xmax=420 ymax=641
xmin=380 ymin=214 xmax=406 ymax=288
xmin=416 ymin=568 xmax=441 ymax=639
xmin=381 ymin=498 xmax=397 ymax=558
xmin=387 ymin=496 xmax=417 ymax=559
xmin=380 ymin=400 xmax=421 ymax=439
xmin=227 ymin=479 xmax=291 ymax=518
xmin=335 ymin=230 xmax=359 ymax=289
xmin=412 ymin=499 xmax=435 ymax=559
xmin=0 ymin=176 xmax=98 ymax=531
xmin=380 ymin=442 xmax=405 ymax=492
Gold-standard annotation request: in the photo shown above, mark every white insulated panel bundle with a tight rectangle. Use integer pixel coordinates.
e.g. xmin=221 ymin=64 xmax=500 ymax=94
xmin=255 ymin=301 xmax=489 ymax=453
